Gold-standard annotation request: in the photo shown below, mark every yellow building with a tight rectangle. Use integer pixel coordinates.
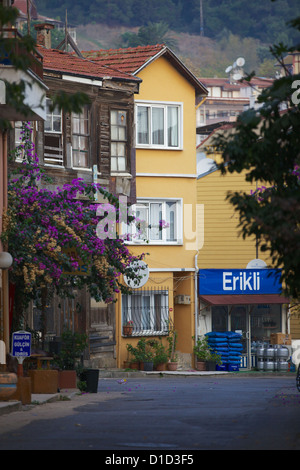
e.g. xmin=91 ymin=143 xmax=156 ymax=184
xmin=196 ymin=126 xmax=291 ymax=369
xmin=88 ymin=45 xmax=208 ymax=369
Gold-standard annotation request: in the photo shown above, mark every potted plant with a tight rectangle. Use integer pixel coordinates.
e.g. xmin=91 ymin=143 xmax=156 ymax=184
xmin=167 ymin=329 xmax=178 ymax=370
xmin=54 ymin=330 xmax=88 ymax=389
xmin=123 ymin=320 xmax=134 ymax=336
xmin=206 ymin=350 xmax=222 ymax=371
xmin=126 ymin=343 xmax=140 ymax=369
xmin=153 ymin=340 xmax=168 ymax=371
xmin=136 ymin=338 xmax=155 ymax=371
xmin=193 ymin=336 xmax=210 ymax=371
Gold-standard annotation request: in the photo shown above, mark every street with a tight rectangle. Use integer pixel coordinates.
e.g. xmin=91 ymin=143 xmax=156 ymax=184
xmin=0 ymin=374 xmax=299 ymax=452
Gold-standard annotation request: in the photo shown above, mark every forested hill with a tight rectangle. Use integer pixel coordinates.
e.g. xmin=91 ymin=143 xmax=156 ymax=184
xmin=37 ymin=0 xmax=300 ymax=45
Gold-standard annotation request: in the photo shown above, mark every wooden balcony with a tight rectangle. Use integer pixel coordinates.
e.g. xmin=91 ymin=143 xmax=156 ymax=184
xmin=0 ymin=28 xmax=43 ymax=81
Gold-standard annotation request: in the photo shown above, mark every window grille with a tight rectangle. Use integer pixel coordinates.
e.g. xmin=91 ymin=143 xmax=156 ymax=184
xmin=122 ymin=287 xmax=170 ymax=336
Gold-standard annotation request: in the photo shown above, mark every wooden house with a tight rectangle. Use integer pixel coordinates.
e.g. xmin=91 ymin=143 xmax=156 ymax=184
xmin=9 ymin=24 xmax=141 ymax=368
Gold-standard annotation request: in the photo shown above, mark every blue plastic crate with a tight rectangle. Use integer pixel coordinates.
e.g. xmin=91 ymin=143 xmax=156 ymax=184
xmin=216 ymin=364 xmax=228 ymax=371
xmin=228 ymin=364 xmax=239 ymax=372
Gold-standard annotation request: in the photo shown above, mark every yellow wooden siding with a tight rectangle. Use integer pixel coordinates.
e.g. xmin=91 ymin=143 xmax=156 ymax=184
xmin=197 ymin=166 xmax=271 ymax=269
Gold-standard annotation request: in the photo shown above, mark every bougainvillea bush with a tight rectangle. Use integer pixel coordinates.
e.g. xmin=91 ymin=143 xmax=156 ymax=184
xmin=2 ymin=122 xmax=144 ymax=327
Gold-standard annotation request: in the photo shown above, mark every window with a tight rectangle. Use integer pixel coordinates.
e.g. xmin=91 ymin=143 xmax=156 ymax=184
xmin=44 ymin=98 xmax=63 ymax=166
xmin=126 ymin=199 xmax=182 ymax=244
xmin=136 ymin=102 xmax=182 ymax=149
xmin=14 ymin=121 xmax=34 ymax=161
xmin=72 ymin=105 xmax=90 ymax=168
xmin=122 ymin=289 xmax=169 ymax=336
xmin=111 ymin=109 xmax=127 ymax=172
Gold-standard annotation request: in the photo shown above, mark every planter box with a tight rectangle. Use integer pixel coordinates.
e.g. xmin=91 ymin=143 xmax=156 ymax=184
xmin=11 ymin=377 xmax=31 ymax=404
xmin=58 ymin=370 xmax=77 ymax=389
xmin=28 ymin=370 xmax=58 ymax=394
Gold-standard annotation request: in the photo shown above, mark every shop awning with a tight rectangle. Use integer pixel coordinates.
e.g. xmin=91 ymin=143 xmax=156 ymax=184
xmin=199 ymin=294 xmax=290 ymax=306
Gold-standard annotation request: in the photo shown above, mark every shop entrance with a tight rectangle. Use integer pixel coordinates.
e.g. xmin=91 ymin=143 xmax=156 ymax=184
xmin=211 ymin=303 xmax=282 ymax=368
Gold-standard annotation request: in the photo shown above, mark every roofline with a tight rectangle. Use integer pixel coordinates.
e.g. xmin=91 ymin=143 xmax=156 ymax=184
xmin=132 ymin=45 xmax=208 ymax=96
xmin=39 ymin=46 xmax=142 ymax=84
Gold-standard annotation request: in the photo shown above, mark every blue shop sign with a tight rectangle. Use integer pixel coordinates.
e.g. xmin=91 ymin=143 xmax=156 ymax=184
xmin=198 ymin=269 xmax=282 ymax=295
xmin=12 ymin=331 xmax=31 ymax=358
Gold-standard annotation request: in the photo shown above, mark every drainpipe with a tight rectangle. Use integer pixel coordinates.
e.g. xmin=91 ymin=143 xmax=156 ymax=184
xmin=1 ymin=131 xmax=10 ymax=352
xmin=194 ymin=250 xmax=199 ymax=344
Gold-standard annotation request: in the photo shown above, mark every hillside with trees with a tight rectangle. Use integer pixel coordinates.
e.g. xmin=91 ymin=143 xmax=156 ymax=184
xmin=36 ymin=0 xmax=300 ymax=78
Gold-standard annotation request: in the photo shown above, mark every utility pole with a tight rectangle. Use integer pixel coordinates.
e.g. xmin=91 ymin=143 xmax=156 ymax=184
xmin=200 ymin=0 xmax=204 ymax=37
xmin=26 ymin=0 xmax=31 ymax=35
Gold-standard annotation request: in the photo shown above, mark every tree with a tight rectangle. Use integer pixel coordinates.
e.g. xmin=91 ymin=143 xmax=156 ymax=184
xmin=121 ymin=22 xmax=178 ymax=50
xmin=213 ymin=17 xmax=300 ymax=299
xmin=3 ymin=123 xmax=145 ymax=332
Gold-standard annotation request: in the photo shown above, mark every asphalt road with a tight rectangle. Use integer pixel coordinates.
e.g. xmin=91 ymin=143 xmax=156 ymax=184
xmin=0 ymin=374 xmax=299 ymax=452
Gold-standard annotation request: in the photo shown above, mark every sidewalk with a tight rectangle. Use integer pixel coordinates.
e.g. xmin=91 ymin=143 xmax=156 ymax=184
xmin=0 ymin=368 xmax=295 ymax=416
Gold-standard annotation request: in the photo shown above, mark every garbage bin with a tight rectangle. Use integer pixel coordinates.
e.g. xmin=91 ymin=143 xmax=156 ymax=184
xmin=81 ymin=369 xmax=99 ymax=393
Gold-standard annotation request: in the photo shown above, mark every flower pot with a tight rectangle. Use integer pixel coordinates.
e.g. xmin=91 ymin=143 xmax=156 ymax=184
xmin=196 ymin=361 xmax=206 ymax=371
xmin=155 ymin=363 xmax=166 ymax=371
xmin=123 ymin=326 xmax=133 ymax=336
xmin=58 ymin=370 xmax=77 ymax=389
xmin=206 ymin=361 xmax=216 ymax=371
xmin=143 ymin=361 xmax=153 ymax=371
xmin=0 ymin=373 xmax=18 ymax=400
xmin=167 ymin=362 xmax=178 ymax=371
xmin=130 ymin=362 xmax=139 ymax=369
xmin=80 ymin=369 xmax=99 ymax=393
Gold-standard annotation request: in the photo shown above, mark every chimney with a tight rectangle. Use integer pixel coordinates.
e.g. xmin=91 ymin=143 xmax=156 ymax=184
xmin=34 ymin=23 xmax=54 ymax=49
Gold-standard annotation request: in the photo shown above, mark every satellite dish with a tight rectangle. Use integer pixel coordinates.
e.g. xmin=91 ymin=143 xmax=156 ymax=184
xmin=225 ymin=65 xmax=233 ymax=74
xmin=232 ymin=72 xmax=242 ymax=81
xmin=124 ymin=260 xmax=149 ymax=289
xmin=236 ymin=57 xmax=245 ymax=67
xmin=246 ymin=259 xmax=267 ymax=269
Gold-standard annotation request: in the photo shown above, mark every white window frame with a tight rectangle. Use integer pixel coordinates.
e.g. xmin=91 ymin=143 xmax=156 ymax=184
xmin=135 ymin=100 xmax=183 ymax=150
xmin=71 ymin=105 xmax=90 ymax=169
xmin=110 ymin=109 xmax=128 ymax=172
xmin=124 ymin=198 xmax=183 ymax=245
xmin=44 ymin=98 xmax=63 ymax=167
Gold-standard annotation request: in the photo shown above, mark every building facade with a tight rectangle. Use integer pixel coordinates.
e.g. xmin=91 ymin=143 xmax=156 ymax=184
xmin=196 ymin=129 xmax=291 ymax=369
xmin=84 ymin=45 xmax=208 ymax=368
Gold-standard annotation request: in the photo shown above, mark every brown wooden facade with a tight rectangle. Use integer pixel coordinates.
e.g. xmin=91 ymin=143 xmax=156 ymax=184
xmin=8 ymin=26 xmax=141 ymax=367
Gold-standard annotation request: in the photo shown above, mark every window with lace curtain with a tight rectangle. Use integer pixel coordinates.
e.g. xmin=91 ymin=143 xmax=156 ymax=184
xmin=136 ymin=101 xmax=182 ymax=149
xmin=72 ymin=105 xmax=90 ymax=168
xmin=110 ymin=109 xmax=128 ymax=172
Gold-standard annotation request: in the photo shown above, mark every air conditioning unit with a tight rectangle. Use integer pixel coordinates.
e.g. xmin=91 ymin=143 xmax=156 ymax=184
xmin=175 ymin=295 xmax=191 ymax=305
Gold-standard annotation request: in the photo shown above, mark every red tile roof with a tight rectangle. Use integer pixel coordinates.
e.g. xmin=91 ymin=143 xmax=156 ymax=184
xmin=82 ymin=44 xmax=207 ymax=95
xmin=37 ymin=45 xmax=141 ymax=83
xmin=82 ymin=44 xmax=166 ymax=75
